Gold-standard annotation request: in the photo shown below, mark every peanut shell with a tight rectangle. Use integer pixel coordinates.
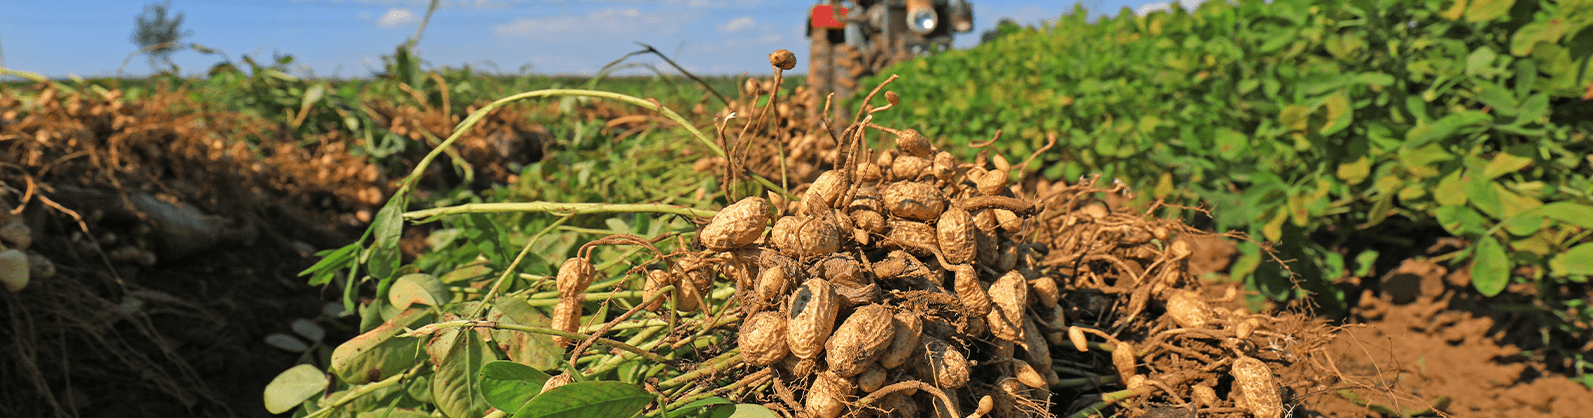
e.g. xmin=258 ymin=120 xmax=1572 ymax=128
xmin=700 ymin=196 xmax=771 ymax=251
xmin=1013 ymin=360 xmax=1045 ymax=388
xmin=825 ymin=304 xmax=896 ymax=377
xmin=976 ymin=169 xmax=1009 ymax=196
xmin=770 ymin=215 xmax=841 ymax=258
xmin=806 ymin=371 xmax=855 ymax=418
xmin=936 ymin=207 xmax=976 ymax=264
xmin=885 ymin=219 xmax=938 ymax=256
xmin=882 ymin=181 xmax=945 ymax=221
xmin=878 ymin=311 xmax=923 ymax=369
xmin=850 ymin=209 xmax=886 ymax=234
xmin=951 ymin=264 xmax=992 ymax=316
xmin=739 ymin=311 xmax=790 ymax=366
xmin=550 ymin=298 xmax=582 ymax=347
xmin=1231 ymin=356 xmax=1283 ymax=418
xmin=642 ymin=269 xmax=671 ymax=311
xmin=555 ymin=257 xmax=595 ymax=298
xmin=856 ymin=363 xmax=888 ymax=393
xmin=0 ymin=249 xmax=28 ymax=292
xmin=895 ymin=128 xmax=933 ymax=158
xmin=673 ymin=265 xmax=714 ymax=313
xmin=806 ymin=170 xmax=846 ymax=208
xmin=889 ymin=155 xmax=931 ymax=181
xmin=787 ymin=278 xmax=841 ymax=359
xmin=1192 ymin=384 xmax=1219 ymax=407
xmin=1030 ymin=276 xmax=1059 ymax=308
xmin=985 ymin=270 xmax=1028 ymax=342
xmin=1236 ymin=318 xmax=1260 ymax=340
xmin=1112 ymin=341 xmax=1136 ymax=383
xmin=915 ymin=336 xmax=969 ymax=389
xmin=1165 ymin=290 xmax=1213 ymax=329
xmin=1068 ymin=326 xmax=1089 ymax=352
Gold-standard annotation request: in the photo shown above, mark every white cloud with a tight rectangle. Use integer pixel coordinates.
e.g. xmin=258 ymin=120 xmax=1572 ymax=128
xmin=494 ymin=8 xmax=683 ymax=39
xmin=1137 ymin=0 xmax=1206 ymax=15
xmin=717 ymin=16 xmax=756 ymax=33
xmin=377 ymin=8 xmax=418 ymax=27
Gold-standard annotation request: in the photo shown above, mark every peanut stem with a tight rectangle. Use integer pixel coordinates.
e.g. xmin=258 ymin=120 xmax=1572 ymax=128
xmin=404 ymin=201 xmax=717 ymax=222
xmin=412 ymin=319 xmax=670 ymax=364
xmin=303 ymin=362 xmax=426 ymax=418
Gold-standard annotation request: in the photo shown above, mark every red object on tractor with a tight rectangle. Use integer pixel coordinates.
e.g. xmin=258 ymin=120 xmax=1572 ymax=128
xmin=810 ymin=5 xmax=846 ymax=29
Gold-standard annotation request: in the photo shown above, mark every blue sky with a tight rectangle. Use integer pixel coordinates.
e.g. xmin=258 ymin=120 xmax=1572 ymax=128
xmin=0 ymin=0 xmax=1199 ymax=79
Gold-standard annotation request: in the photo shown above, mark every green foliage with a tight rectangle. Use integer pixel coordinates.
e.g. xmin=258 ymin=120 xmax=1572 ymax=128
xmin=859 ymin=0 xmax=1593 ymax=319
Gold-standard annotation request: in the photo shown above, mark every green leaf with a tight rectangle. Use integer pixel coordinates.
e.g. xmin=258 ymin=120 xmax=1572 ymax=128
xmin=1320 ymin=92 xmax=1353 ymax=135
xmin=512 ymin=381 xmax=652 ymax=418
xmin=368 ymin=202 xmax=404 ymax=282
xmin=1517 ymin=93 xmax=1549 ymax=121
xmin=301 ymin=243 xmax=360 ymax=286
xmin=264 ymin=364 xmax=329 ymax=414
xmin=1482 ymin=150 xmax=1533 ymax=179
xmin=331 ymin=308 xmax=432 ymax=384
xmin=1213 ymin=127 xmax=1249 ymax=160
xmin=1405 ymin=111 xmax=1490 ymax=148
xmin=1474 ymin=81 xmax=1519 ymax=116
xmin=1337 ymin=155 xmax=1371 ymax=185
xmin=389 ymin=273 xmax=452 ymax=309
xmin=1494 ymin=183 xmax=1543 ymax=219
xmin=1471 ymin=236 xmax=1510 ymax=297
xmin=1463 ymin=0 xmax=1513 ymax=22
xmin=1435 ymin=170 xmax=1468 ymax=206
xmin=431 ymin=328 xmax=499 ymax=418
xmin=1502 ymin=213 xmax=1546 ymax=236
xmin=491 ymin=298 xmax=564 ymax=370
xmin=1531 ymin=202 xmax=1593 ymax=228
xmin=1549 ymin=243 xmax=1593 ymax=277
xmin=1467 ymin=47 xmax=1499 ymax=77
xmin=1465 ymin=173 xmax=1504 ymax=219
xmin=1353 ymin=250 xmax=1380 ymax=277
xmin=479 ymin=361 xmax=552 ymax=415
xmin=1436 ymin=205 xmax=1489 ymax=236
xmin=1398 ymin=143 xmax=1453 ymax=179
xmin=1279 ymin=105 xmax=1312 ymax=132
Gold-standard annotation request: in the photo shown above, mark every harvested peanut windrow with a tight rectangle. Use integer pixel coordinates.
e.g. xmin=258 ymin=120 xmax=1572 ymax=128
xmin=700 ymin=196 xmax=772 ymax=252
xmin=951 ymin=264 xmax=992 ymax=316
xmin=878 ymin=311 xmax=922 ymax=369
xmin=936 ymin=207 xmax=976 ymax=264
xmin=787 ymin=278 xmax=840 ymax=359
xmin=882 ymin=181 xmax=946 ymax=221
xmin=986 ymin=271 xmax=1029 ymax=342
xmin=739 ymin=311 xmax=791 ymax=366
xmin=555 ymin=257 xmax=595 ymax=298
xmin=806 ymin=371 xmax=855 ymax=418
xmin=1165 ymin=290 xmax=1214 ymax=329
xmin=1232 ymin=356 xmax=1283 ymax=418
xmin=550 ymin=298 xmax=582 ymax=347
xmin=825 ymin=304 xmax=896 ymax=377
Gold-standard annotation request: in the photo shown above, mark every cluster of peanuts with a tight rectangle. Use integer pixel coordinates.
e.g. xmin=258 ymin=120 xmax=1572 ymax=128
xmin=670 ymin=112 xmax=1075 ymax=418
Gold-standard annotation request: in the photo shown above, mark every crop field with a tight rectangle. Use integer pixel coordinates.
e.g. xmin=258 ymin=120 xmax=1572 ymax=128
xmin=1 ymin=0 xmax=1592 ymax=417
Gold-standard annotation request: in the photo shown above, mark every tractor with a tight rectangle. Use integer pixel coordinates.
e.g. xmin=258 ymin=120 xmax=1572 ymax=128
xmin=806 ymin=0 xmax=974 ymax=115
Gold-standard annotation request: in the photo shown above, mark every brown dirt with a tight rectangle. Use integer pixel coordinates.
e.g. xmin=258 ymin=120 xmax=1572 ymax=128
xmin=1297 ymin=259 xmax=1593 ymax=417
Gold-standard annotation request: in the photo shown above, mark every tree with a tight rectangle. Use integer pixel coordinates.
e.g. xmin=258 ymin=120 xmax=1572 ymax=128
xmin=131 ymin=0 xmax=192 ymax=73
xmin=979 ymin=18 xmax=1021 ymax=45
